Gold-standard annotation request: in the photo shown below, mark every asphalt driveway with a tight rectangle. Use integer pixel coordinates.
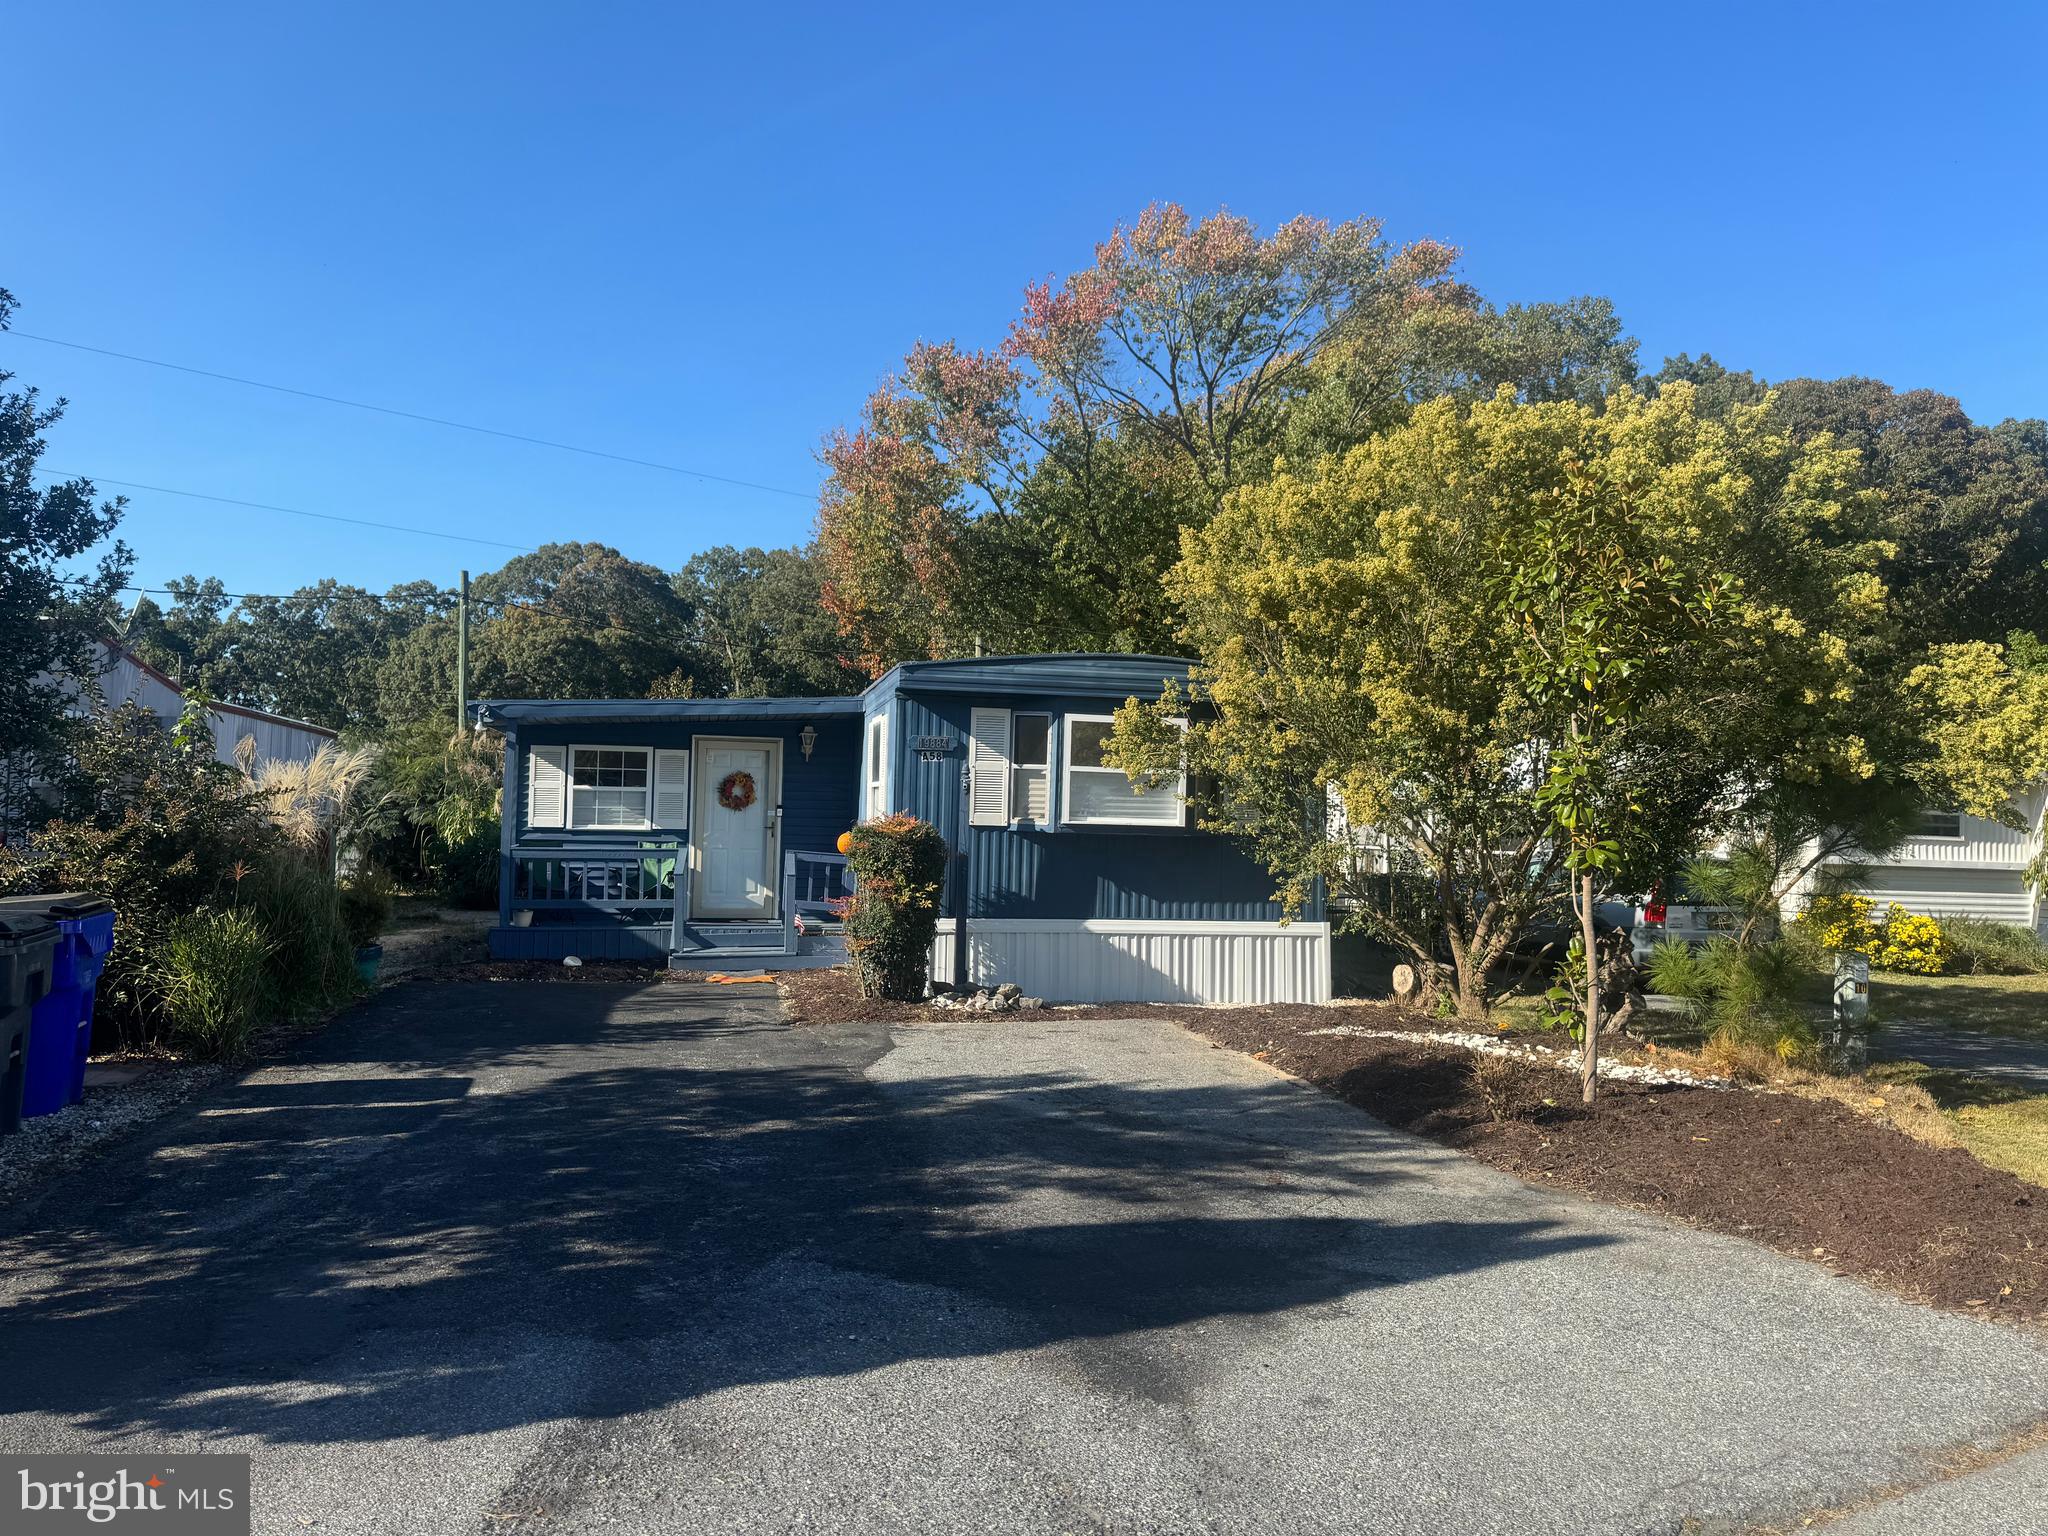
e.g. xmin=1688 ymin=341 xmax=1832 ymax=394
xmin=2 ymin=981 xmax=2045 ymax=1535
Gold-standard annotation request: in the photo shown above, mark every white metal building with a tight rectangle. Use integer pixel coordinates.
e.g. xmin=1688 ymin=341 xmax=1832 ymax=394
xmin=89 ymin=640 xmax=338 ymax=767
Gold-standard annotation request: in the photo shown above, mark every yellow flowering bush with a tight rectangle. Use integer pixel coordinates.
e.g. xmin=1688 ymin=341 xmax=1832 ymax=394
xmin=1794 ymin=892 xmax=1949 ymax=974
xmin=1872 ymin=906 xmax=1949 ymax=974
xmin=1799 ymin=892 xmax=1878 ymax=954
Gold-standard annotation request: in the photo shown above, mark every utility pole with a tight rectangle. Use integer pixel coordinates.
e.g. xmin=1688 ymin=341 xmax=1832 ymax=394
xmin=455 ymin=569 xmax=470 ymax=731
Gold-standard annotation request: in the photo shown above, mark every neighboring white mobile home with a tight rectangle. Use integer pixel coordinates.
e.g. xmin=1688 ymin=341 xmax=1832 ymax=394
xmin=1793 ymin=793 xmax=2047 ymax=937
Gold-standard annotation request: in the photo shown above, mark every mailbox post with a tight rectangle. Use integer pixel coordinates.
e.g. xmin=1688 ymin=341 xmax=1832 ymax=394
xmin=1829 ymin=952 xmax=1871 ymax=1068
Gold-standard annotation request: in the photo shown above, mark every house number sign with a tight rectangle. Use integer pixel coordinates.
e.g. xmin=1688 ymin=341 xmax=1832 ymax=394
xmin=915 ymin=735 xmax=956 ymax=763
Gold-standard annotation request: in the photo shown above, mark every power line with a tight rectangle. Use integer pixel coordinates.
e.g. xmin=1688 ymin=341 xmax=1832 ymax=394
xmin=2 ymin=329 xmax=817 ymax=501
xmin=56 ymin=575 xmax=310 ymax=601
xmin=34 ymin=467 xmax=538 ymax=552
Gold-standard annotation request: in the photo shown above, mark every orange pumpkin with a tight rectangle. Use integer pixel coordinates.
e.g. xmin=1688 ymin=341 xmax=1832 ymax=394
xmin=836 ymin=829 xmax=855 ymax=855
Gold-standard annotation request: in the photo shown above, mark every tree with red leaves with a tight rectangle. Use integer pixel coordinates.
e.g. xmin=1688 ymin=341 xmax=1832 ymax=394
xmin=817 ymin=205 xmax=1635 ymax=674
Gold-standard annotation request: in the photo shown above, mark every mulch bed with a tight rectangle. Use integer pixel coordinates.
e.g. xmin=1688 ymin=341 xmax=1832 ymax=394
xmin=777 ymin=966 xmax=943 ymax=1025
xmin=783 ymin=968 xmax=2048 ymax=1324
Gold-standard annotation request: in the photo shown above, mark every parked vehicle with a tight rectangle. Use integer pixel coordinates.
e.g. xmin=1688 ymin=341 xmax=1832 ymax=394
xmin=1630 ymin=888 xmax=1768 ymax=963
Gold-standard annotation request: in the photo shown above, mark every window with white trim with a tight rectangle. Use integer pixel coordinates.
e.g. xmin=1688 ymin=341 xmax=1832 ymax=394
xmin=864 ymin=715 xmax=888 ymax=819
xmin=569 ymin=746 xmax=651 ymax=828
xmin=1011 ymin=713 xmax=1051 ymax=824
xmin=1061 ymin=714 xmax=1185 ymax=827
xmin=1912 ymin=809 xmax=1964 ymax=840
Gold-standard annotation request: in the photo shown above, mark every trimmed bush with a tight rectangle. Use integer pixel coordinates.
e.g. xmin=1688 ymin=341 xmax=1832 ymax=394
xmin=842 ymin=813 xmax=949 ymax=1001
xmin=165 ymin=909 xmax=276 ymax=1061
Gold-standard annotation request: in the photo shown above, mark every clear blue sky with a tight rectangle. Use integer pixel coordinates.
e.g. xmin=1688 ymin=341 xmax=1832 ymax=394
xmin=6 ymin=0 xmax=2044 ymax=600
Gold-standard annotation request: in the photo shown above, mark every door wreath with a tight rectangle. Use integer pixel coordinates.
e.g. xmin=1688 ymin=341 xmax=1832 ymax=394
xmin=716 ymin=770 xmax=758 ymax=812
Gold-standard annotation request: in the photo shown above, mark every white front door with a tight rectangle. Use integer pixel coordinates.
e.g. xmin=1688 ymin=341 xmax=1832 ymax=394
xmin=690 ymin=737 xmax=780 ymax=920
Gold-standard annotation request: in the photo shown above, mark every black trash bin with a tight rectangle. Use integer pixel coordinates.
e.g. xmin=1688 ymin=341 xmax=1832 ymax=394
xmin=0 ymin=910 xmax=59 ymax=1135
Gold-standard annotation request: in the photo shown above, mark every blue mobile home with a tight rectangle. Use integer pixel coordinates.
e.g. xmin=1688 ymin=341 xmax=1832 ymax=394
xmin=476 ymin=654 xmax=1331 ymax=1003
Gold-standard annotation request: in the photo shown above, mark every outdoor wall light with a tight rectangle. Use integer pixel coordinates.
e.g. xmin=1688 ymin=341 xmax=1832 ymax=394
xmin=799 ymin=723 xmax=817 ymax=761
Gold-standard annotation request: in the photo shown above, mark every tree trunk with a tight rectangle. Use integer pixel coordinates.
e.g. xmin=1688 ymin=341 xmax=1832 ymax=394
xmin=1579 ymin=871 xmax=1600 ymax=1103
xmin=1458 ymin=967 xmax=1488 ymax=1021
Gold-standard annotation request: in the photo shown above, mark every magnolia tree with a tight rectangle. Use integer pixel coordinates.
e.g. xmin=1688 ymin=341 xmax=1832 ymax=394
xmin=815 ymin=204 xmax=1633 ymax=673
xmin=1105 ymin=383 xmax=2043 ymax=1021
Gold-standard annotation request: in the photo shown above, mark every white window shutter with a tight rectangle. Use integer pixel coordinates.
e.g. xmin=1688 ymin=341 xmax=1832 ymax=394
xmin=968 ymin=708 xmax=1012 ymax=827
xmin=653 ymin=749 xmax=691 ymax=827
xmin=527 ymin=745 xmax=567 ymax=829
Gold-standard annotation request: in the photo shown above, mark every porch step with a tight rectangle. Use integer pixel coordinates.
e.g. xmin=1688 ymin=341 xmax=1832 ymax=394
xmin=674 ymin=921 xmax=786 ymax=954
xmin=668 ymin=933 xmax=846 ymax=973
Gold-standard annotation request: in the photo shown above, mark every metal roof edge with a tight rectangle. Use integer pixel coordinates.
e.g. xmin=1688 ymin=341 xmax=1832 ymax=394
xmin=880 ymin=653 xmax=1197 ymax=697
xmin=472 ymin=695 xmax=865 ymax=726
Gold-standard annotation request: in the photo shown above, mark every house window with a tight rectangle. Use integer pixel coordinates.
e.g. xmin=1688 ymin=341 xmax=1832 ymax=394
xmin=1061 ymin=714 xmax=1185 ymax=827
xmin=1913 ymin=809 xmax=1964 ymax=840
xmin=865 ymin=715 xmax=887 ymax=819
xmin=1011 ymin=713 xmax=1051 ymax=823
xmin=569 ymin=747 xmax=651 ymax=828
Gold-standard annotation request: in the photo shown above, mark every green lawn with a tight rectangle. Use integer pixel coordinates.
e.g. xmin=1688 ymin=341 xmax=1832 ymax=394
xmin=1874 ymin=971 xmax=2048 ymax=1042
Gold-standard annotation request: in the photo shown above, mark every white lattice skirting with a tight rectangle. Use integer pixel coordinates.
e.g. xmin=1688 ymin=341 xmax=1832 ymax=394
xmin=928 ymin=918 xmax=1332 ymax=1005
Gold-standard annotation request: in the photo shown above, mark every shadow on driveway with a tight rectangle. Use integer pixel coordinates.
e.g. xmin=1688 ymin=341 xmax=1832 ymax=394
xmin=0 ymin=981 xmax=1609 ymax=1446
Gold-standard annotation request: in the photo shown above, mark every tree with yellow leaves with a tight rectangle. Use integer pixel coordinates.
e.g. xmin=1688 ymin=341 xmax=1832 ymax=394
xmin=1108 ymin=384 xmax=2043 ymax=1024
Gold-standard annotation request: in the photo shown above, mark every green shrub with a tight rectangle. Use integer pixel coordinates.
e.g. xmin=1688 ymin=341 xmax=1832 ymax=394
xmin=1701 ymin=940 xmax=1817 ymax=1063
xmin=338 ymin=869 xmax=396 ymax=950
xmin=1940 ymin=914 xmax=2048 ymax=976
xmin=842 ymin=813 xmax=949 ymax=1000
xmin=245 ymin=857 xmax=361 ymax=1017
xmin=164 ymin=909 xmax=276 ymax=1061
xmin=1644 ymin=935 xmax=1816 ymax=1063
xmin=0 ymin=703 xmax=275 ymax=1048
xmin=355 ymin=723 xmax=502 ymax=907
xmin=1645 ymin=939 xmax=1712 ymax=1005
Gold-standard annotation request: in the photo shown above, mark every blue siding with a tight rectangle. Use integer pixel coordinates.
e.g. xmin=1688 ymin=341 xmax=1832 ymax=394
xmin=891 ymin=691 xmax=1304 ymax=923
xmin=510 ymin=717 xmax=860 ymax=854
xmin=484 ymin=654 xmax=1313 ymax=937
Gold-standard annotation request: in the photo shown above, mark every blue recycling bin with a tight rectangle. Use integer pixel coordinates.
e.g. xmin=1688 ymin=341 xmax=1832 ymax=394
xmin=0 ymin=910 xmax=58 ymax=1135
xmin=0 ymin=895 xmax=115 ymax=1118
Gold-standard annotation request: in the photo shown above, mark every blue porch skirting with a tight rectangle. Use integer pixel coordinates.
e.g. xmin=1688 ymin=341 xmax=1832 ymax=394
xmin=489 ymin=925 xmax=674 ymax=963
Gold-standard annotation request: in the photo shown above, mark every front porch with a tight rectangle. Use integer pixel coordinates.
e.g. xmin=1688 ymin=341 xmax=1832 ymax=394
xmin=474 ymin=695 xmax=865 ymax=970
xmin=489 ymin=842 xmax=854 ymax=969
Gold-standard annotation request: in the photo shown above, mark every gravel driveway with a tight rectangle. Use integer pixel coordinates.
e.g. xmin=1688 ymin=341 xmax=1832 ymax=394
xmin=1 ymin=980 xmax=2043 ymax=1534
